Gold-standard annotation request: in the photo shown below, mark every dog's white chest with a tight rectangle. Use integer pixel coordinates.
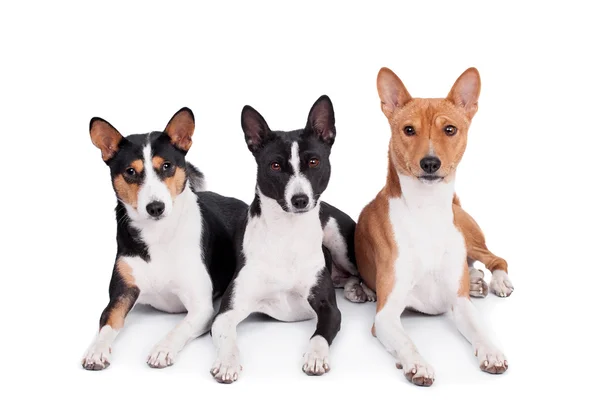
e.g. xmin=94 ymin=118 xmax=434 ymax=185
xmin=389 ymin=177 xmax=466 ymax=314
xmin=242 ymin=211 xmax=324 ymax=294
xmin=235 ymin=203 xmax=325 ymax=321
xmin=122 ymin=190 xmax=212 ymax=313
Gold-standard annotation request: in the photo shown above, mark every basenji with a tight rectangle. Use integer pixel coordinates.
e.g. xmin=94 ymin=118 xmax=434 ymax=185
xmin=81 ymin=108 xmax=247 ymax=370
xmin=209 ymin=95 xmax=365 ymax=383
xmin=354 ymin=67 xmax=514 ymax=386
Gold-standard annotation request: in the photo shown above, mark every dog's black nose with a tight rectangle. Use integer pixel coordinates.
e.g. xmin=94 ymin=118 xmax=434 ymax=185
xmin=146 ymin=201 xmax=165 ymax=217
xmin=291 ymin=194 xmax=309 ymax=209
xmin=420 ymin=157 xmax=441 ymax=174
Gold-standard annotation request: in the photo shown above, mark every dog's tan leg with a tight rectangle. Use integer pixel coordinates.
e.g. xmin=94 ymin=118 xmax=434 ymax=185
xmin=82 ymin=259 xmax=139 ymax=370
xmin=452 ymin=263 xmax=508 ymax=374
xmin=453 ymin=203 xmax=514 ymax=297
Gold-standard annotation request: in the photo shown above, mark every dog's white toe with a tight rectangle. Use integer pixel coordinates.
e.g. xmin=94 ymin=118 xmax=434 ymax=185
xmin=490 ymin=270 xmax=514 ymax=298
xmin=147 ymin=344 xmax=176 ymax=368
xmin=476 ymin=344 xmax=508 ymax=374
xmin=469 ymin=267 xmax=488 ymax=298
xmin=82 ymin=342 xmax=111 ymax=371
xmin=361 ymin=283 xmax=376 ymax=302
xmin=396 ymin=357 xmax=435 ymax=386
xmin=302 ymin=335 xmax=330 ymax=376
xmin=211 ymin=353 xmax=242 ymax=384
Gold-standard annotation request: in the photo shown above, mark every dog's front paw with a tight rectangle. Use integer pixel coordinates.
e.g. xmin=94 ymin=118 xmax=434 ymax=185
xmin=469 ymin=267 xmax=489 ymax=298
xmin=302 ymin=335 xmax=330 ymax=376
xmin=396 ymin=357 xmax=435 ymax=386
xmin=211 ymin=351 xmax=242 ymax=384
xmin=147 ymin=343 xmax=177 ymax=368
xmin=475 ymin=344 xmax=508 ymax=374
xmin=82 ymin=341 xmax=111 ymax=371
xmin=490 ymin=270 xmax=514 ymax=298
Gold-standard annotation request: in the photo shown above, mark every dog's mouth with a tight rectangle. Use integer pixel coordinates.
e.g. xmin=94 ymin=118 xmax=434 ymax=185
xmin=418 ymin=175 xmax=444 ymax=183
xmin=290 ymin=208 xmax=312 ymax=214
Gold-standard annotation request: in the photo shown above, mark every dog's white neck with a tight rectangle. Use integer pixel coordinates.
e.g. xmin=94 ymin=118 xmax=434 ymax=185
xmin=398 ymin=174 xmax=456 ymax=211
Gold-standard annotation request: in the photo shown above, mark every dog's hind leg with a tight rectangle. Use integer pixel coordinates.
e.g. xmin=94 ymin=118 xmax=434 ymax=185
xmin=322 ymin=217 xmax=375 ymax=303
xmin=453 ymin=203 xmax=513 ymax=298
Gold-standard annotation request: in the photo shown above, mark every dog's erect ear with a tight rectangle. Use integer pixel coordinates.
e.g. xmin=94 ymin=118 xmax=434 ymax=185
xmin=90 ymin=117 xmax=124 ymax=162
xmin=164 ymin=107 xmax=195 ymax=152
xmin=377 ymin=67 xmax=412 ymax=118
xmin=241 ymin=106 xmax=271 ymax=152
xmin=447 ymin=67 xmax=481 ymax=119
xmin=305 ymin=95 xmax=336 ymax=146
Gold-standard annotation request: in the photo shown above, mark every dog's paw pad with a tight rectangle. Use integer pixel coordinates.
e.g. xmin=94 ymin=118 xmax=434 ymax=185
xmin=469 ymin=268 xmax=488 ymax=298
xmin=490 ymin=270 xmax=514 ymax=298
xmin=398 ymin=359 xmax=435 ymax=386
xmin=147 ymin=345 xmax=176 ymax=369
xmin=211 ymin=356 xmax=242 ymax=384
xmin=82 ymin=342 xmax=111 ymax=371
xmin=476 ymin=345 xmax=508 ymax=374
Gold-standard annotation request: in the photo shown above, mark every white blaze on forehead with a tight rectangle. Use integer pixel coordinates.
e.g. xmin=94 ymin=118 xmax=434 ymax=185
xmin=428 ymin=140 xmax=435 ymax=156
xmin=290 ymin=141 xmax=301 ymax=175
xmin=285 ymin=141 xmax=314 ymax=209
xmin=136 ymin=142 xmax=174 ymax=218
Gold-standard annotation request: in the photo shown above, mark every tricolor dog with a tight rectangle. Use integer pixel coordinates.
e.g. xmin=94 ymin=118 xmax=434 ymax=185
xmin=210 ymin=95 xmax=363 ymax=384
xmin=81 ymin=108 xmax=247 ymax=370
xmin=354 ymin=67 xmax=514 ymax=386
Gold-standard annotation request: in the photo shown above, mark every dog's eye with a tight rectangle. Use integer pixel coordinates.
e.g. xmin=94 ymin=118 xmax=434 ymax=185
xmin=404 ymin=126 xmax=416 ymax=136
xmin=270 ymin=162 xmax=281 ymax=171
xmin=162 ymin=162 xmax=172 ymax=171
xmin=444 ymin=125 xmax=457 ymax=136
xmin=309 ymin=158 xmax=320 ymax=168
xmin=125 ymin=168 xmax=136 ymax=176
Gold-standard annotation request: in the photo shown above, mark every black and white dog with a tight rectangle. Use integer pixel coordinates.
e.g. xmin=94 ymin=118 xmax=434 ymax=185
xmin=209 ymin=95 xmax=371 ymax=384
xmin=82 ymin=108 xmax=247 ymax=370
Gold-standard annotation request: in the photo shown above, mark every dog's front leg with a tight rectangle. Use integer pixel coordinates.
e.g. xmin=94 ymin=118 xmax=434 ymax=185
xmin=82 ymin=260 xmax=140 ymax=370
xmin=147 ymin=292 xmax=214 ymax=368
xmin=451 ymin=292 xmax=508 ymax=374
xmin=210 ymin=281 xmax=252 ymax=384
xmin=373 ymin=265 xmax=435 ymax=386
xmin=303 ymin=269 xmax=341 ymax=376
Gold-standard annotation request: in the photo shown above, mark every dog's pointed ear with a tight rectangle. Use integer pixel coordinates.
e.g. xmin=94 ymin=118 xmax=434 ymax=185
xmin=377 ymin=67 xmax=412 ymax=118
xmin=90 ymin=117 xmax=124 ymax=162
xmin=447 ymin=67 xmax=481 ymax=119
xmin=305 ymin=95 xmax=336 ymax=146
xmin=164 ymin=107 xmax=195 ymax=152
xmin=241 ymin=106 xmax=271 ymax=152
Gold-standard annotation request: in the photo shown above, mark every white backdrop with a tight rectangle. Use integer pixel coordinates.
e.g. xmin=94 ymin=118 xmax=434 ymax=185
xmin=1 ymin=1 xmax=598 ymax=398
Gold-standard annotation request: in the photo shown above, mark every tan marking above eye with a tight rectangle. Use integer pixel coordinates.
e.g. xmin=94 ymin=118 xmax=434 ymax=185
xmin=152 ymin=156 xmax=165 ymax=170
xmin=130 ymin=160 xmax=144 ymax=173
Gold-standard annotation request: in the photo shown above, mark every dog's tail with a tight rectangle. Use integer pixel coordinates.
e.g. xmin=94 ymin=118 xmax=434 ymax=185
xmin=186 ymin=162 xmax=206 ymax=192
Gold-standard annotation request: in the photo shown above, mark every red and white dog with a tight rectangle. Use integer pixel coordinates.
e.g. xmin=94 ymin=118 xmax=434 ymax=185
xmin=355 ymin=67 xmax=513 ymax=386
